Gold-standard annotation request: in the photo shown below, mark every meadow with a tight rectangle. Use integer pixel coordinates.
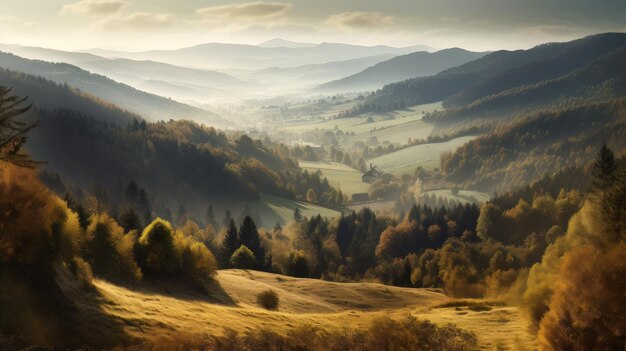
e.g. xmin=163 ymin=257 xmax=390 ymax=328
xmin=421 ymin=189 xmax=491 ymax=204
xmin=252 ymin=193 xmax=341 ymax=225
xmin=298 ymin=160 xmax=370 ymax=196
xmin=89 ymin=269 xmax=535 ymax=350
xmin=367 ymin=135 xmax=478 ymax=175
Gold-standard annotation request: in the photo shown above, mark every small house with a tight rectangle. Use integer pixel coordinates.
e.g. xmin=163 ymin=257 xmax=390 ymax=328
xmin=362 ymin=164 xmax=383 ymax=183
xmin=351 ymin=192 xmax=370 ymax=203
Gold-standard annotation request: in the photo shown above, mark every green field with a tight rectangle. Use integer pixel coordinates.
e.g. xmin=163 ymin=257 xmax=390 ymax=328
xmin=367 ymin=135 xmax=477 ymax=176
xmin=251 ymin=193 xmax=341 ymax=226
xmin=421 ymin=189 xmax=491 ymax=204
xmin=279 ymin=102 xmax=442 ymax=143
xmin=298 ymin=160 xmax=370 ymax=196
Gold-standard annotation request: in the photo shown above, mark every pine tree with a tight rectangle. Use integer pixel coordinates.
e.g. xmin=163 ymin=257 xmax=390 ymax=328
xmin=293 ymin=208 xmax=302 ymax=222
xmin=0 ymin=86 xmax=39 ymax=167
xmin=221 ymin=219 xmax=239 ymax=267
xmin=206 ymin=205 xmax=217 ymax=228
xmin=239 ymin=216 xmax=264 ymax=268
xmin=592 ymin=144 xmax=618 ymax=210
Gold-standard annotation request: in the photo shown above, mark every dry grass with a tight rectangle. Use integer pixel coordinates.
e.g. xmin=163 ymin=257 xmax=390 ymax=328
xmin=83 ymin=269 xmax=535 ymax=349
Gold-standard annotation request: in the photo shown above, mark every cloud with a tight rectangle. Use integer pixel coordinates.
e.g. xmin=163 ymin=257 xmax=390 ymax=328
xmin=0 ymin=16 xmax=36 ymax=29
xmin=61 ymin=0 xmax=127 ymax=15
xmin=196 ymin=2 xmax=291 ymax=20
xmin=100 ymin=12 xmax=176 ymax=30
xmin=326 ymin=11 xmax=396 ymax=30
xmin=516 ymin=25 xmax=579 ymax=37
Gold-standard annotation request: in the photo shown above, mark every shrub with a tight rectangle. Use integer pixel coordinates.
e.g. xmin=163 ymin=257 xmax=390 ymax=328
xmin=256 ymin=289 xmax=279 ymax=310
xmin=176 ymin=233 xmax=217 ymax=288
xmin=137 ymin=218 xmax=180 ymax=274
xmin=230 ymin=245 xmax=256 ymax=269
xmin=84 ymin=214 xmax=142 ymax=280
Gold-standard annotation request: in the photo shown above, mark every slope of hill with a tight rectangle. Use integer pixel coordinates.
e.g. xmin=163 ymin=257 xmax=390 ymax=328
xmin=83 ymin=42 xmax=433 ymax=70
xmin=352 ymin=32 xmax=626 ymax=114
xmin=440 ymin=98 xmax=626 ymax=192
xmin=429 ymin=46 xmax=626 ymax=127
xmin=0 ymin=51 xmax=223 ymax=124
xmin=316 ymin=48 xmax=487 ymax=93
xmin=81 ymin=270 xmax=535 ymax=350
xmin=0 ymin=67 xmax=138 ymax=126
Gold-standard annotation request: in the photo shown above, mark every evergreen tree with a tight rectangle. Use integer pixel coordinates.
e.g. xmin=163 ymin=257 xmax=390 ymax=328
xmin=294 ymin=207 xmax=302 ymax=222
xmin=592 ymin=144 xmax=618 ymax=210
xmin=239 ymin=216 xmax=264 ymax=268
xmin=206 ymin=205 xmax=217 ymax=228
xmin=221 ymin=219 xmax=239 ymax=267
xmin=0 ymin=86 xmax=39 ymax=167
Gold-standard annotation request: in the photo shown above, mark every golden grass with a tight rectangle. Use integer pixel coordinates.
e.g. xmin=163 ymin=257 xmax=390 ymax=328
xmin=87 ymin=269 xmax=536 ymax=349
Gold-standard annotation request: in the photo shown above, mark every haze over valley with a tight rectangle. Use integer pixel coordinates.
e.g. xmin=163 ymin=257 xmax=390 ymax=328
xmin=0 ymin=1 xmax=625 ymax=350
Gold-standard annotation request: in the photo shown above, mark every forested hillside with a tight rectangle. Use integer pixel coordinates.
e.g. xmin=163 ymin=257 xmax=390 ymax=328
xmin=0 ymin=51 xmax=222 ymax=124
xmin=348 ymin=33 xmax=626 ymax=114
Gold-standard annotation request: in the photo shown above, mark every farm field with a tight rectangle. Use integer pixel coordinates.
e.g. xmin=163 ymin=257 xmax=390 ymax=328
xmin=298 ymin=160 xmax=370 ymax=196
xmin=278 ymin=102 xmax=442 ymax=140
xmin=89 ymin=269 xmax=536 ymax=350
xmin=252 ymin=193 xmax=341 ymax=225
xmin=367 ymin=135 xmax=478 ymax=176
xmin=421 ymin=189 xmax=491 ymax=204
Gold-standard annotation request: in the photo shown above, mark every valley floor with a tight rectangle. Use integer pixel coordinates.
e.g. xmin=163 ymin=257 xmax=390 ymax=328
xmin=87 ymin=270 xmax=536 ymax=350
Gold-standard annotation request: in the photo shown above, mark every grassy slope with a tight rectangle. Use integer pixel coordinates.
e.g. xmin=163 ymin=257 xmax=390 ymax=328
xmin=89 ymin=270 xmax=535 ymax=350
xmin=368 ymin=135 xmax=478 ymax=175
xmin=299 ymin=160 xmax=370 ymax=196
xmin=253 ymin=193 xmax=341 ymax=225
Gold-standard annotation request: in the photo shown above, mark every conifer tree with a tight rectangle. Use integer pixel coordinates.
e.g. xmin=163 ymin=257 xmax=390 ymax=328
xmin=0 ymin=86 xmax=39 ymax=167
xmin=221 ymin=219 xmax=239 ymax=267
xmin=239 ymin=216 xmax=264 ymax=267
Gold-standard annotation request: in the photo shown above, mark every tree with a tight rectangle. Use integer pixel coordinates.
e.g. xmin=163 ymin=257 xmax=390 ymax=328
xmin=293 ymin=207 xmax=302 ymax=222
xmin=286 ymin=250 xmax=310 ymax=278
xmin=229 ymin=245 xmax=256 ymax=269
xmin=137 ymin=218 xmax=180 ymax=274
xmin=306 ymin=188 xmax=317 ymax=203
xmin=206 ymin=205 xmax=217 ymax=228
xmin=84 ymin=214 xmax=141 ymax=280
xmin=239 ymin=216 xmax=264 ymax=267
xmin=0 ymin=86 xmax=39 ymax=168
xmin=591 ymin=144 xmax=617 ymax=210
xmin=119 ymin=207 xmax=141 ymax=232
xmin=221 ymin=219 xmax=239 ymax=267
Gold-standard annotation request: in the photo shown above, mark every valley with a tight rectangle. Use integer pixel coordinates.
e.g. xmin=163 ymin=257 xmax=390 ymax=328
xmin=0 ymin=5 xmax=625 ymax=349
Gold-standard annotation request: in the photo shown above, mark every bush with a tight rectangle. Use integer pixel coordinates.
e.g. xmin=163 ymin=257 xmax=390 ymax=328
xmin=84 ymin=214 xmax=142 ymax=280
xmin=230 ymin=245 xmax=256 ymax=269
xmin=256 ymin=289 xmax=279 ymax=310
xmin=176 ymin=233 xmax=217 ymax=288
xmin=137 ymin=218 xmax=180 ymax=274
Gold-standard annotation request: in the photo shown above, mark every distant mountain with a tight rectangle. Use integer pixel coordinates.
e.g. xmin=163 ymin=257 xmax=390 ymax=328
xmin=259 ymin=38 xmax=317 ymax=48
xmin=429 ymin=46 xmax=626 ymax=126
xmin=82 ymin=42 xmax=434 ymax=70
xmin=0 ymin=51 xmax=224 ymax=124
xmin=351 ymin=33 xmax=626 ymax=114
xmin=0 ymin=44 xmax=252 ymax=103
xmin=247 ymin=54 xmax=397 ymax=87
xmin=315 ymin=48 xmax=487 ymax=93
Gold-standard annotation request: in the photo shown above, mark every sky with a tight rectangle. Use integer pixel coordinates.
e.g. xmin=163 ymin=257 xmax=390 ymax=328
xmin=1 ymin=0 xmax=625 ymax=51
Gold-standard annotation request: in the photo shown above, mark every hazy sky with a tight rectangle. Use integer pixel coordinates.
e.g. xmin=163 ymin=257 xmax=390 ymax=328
xmin=1 ymin=0 xmax=624 ymax=51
